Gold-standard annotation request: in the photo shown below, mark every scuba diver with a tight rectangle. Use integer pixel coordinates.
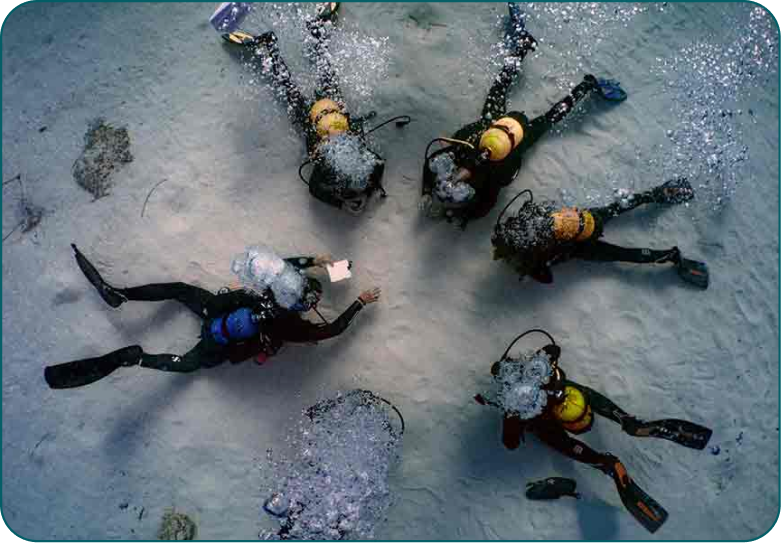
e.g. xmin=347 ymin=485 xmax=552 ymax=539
xmin=420 ymin=2 xmax=627 ymax=228
xmin=263 ymin=389 xmax=404 ymax=540
xmin=220 ymin=2 xmax=410 ymax=214
xmin=474 ymin=329 xmax=713 ymax=533
xmin=491 ymin=178 xmax=710 ymax=288
xmin=44 ymin=244 xmax=381 ymax=389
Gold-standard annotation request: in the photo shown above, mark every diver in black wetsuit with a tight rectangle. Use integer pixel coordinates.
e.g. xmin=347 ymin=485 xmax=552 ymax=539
xmin=474 ymin=330 xmax=713 ymax=532
xmin=420 ymin=2 xmax=627 ymax=228
xmin=221 ymin=3 xmax=409 ymax=214
xmin=43 ymin=245 xmax=381 ymax=389
xmin=491 ymin=178 xmax=710 ymax=288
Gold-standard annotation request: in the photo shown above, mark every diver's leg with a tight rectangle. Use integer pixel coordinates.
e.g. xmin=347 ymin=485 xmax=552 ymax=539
xmin=481 ymin=43 xmax=537 ymax=120
xmin=589 ymin=177 xmax=695 ymax=223
xmin=567 ymin=381 xmax=713 ymax=450
xmin=481 ymin=6 xmax=537 ymax=120
xmin=566 ymin=380 xmax=633 ymax=427
xmin=481 ymin=61 xmax=522 ymax=120
xmin=138 ymin=341 xmax=225 ymax=373
xmin=269 ymin=36 xmax=309 ymax=127
xmin=258 ymin=33 xmax=311 ymax=128
xmin=117 ymin=282 xmax=215 ymax=317
xmin=305 ymin=8 xmax=344 ymax=102
xmin=72 ymin=244 xmax=214 ymax=315
xmin=531 ymin=422 xmax=616 ymax=471
xmin=534 ymin=75 xmax=601 ymax=134
xmin=571 ymin=241 xmax=680 ymax=265
xmin=223 ymin=30 xmax=310 ymax=126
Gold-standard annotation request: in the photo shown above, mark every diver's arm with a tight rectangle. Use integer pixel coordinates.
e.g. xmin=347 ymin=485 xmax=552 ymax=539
xmin=278 ymin=300 xmax=365 ymax=343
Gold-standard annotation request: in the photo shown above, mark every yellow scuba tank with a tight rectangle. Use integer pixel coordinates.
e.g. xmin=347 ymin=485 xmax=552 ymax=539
xmin=551 ymin=208 xmax=596 ymax=242
xmin=479 ymin=117 xmax=525 ymax=162
xmin=310 ymin=98 xmax=349 ymax=138
xmin=552 ymin=385 xmax=593 ymax=434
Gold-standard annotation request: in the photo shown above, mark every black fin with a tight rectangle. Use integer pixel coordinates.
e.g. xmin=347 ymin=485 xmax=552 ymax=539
xmin=654 ymin=177 xmax=695 ymax=205
xmin=677 ymin=257 xmax=709 ymax=289
xmin=71 ymin=244 xmax=126 ymax=308
xmin=636 ymin=419 xmax=713 ymax=450
xmin=525 ymin=477 xmax=580 ymax=500
xmin=44 ymin=346 xmax=141 ymax=389
xmin=611 ymin=462 xmax=668 ymax=533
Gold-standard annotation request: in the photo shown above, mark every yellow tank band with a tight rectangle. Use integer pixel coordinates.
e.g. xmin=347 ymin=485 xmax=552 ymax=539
xmin=551 ymin=208 xmax=581 ymax=241
xmin=576 ymin=210 xmax=596 ymax=241
xmin=480 ymin=128 xmax=512 ymax=161
xmin=562 ymin=405 xmax=593 ymax=434
xmin=316 ymin=111 xmax=349 ymax=138
xmin=553 ymin=385 xmax=588 ymax=422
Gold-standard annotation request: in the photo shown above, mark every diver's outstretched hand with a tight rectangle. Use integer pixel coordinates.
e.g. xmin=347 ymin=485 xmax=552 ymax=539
xmin=358 ymin=287 xmax=381 ymax=305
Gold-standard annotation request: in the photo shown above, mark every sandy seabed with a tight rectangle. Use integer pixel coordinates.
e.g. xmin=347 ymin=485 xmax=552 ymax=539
xmin=2 ymin=2 xmax=779 ymax=540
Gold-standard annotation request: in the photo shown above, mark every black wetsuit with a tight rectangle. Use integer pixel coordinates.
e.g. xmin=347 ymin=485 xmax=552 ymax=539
xmin=479 ymin=360 xmax=655 ymax=472
xmin=422 ymin=35 xmax=600 ymax=226
xmin=60 ymin=257 xmax=366 ymax=375
xmin=257 ymin=19 xmax=385 ymax=210
xmin=494 ymin=185 xmax=680 ymax=283
xmin=122 ymin=283 xmax=366 ymax=373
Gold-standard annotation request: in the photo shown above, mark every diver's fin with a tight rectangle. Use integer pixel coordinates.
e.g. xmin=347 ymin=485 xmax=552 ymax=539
xmin=210 ymin=2 xmax=252 ymax=34
xmin=595 ymin=78 xmax=628 ymax=102
xmin=611 ymin=461 xmax=668 ymax=533
xmin=507 ymin=2 xmax=525 ymax=30
xmin=315 ymin=2 xmax=340 ymax=22
xmin=44 ymin=346 xmax=141 ymax=389
xmin=676 ymin=256 xmax=709 ymax=289
xmin=222 ymin=30 xmax=279 ymax=54
xmin=653 ymin=177 xmax=695 ymax=205
xmin=633 ymin=419 xmax=713 ymax=450
xmin=525 ymin=477 xmax=580 ymax=500
xmin=71 ymin=244 xmax=126 ymax=308
xmin=221 ymin=29 xmax=258 ymax=46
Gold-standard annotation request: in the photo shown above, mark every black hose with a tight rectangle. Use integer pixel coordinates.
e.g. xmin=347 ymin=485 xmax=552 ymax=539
xmin=298 ymin=160 xmax=313 ymax=186
xmin=495 ymin=189 xmax=533 ymax=229
xmin=501 ymin=328 xmax=557 ymax=360
xmin=365 ymin=115 xmax=412 ymax=135
xmin=313 ymin=307 xmax=329 ymax=325
xmin=381 ymin=398 xmax=406 ymax=436
xmin=356 ymin=389 xmax=405 ymax=436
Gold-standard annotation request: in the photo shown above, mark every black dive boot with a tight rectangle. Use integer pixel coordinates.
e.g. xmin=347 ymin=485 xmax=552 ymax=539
xmin=621 ymin=417 xmax=713 ymax=450
xmin=657 ymin=247 xmax=709 ymax=289
xmin=71 ymin=244 xmax=127 ymax=308
xmin=44 ymin=345 xmax=142 ymax=389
